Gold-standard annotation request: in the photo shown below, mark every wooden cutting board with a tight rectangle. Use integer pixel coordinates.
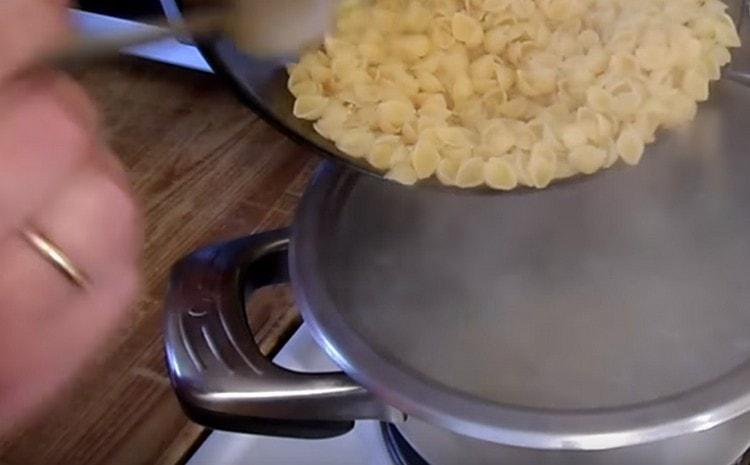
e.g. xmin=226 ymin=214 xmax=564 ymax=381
xmin=0 ymin=56 xmax=318 ymax=465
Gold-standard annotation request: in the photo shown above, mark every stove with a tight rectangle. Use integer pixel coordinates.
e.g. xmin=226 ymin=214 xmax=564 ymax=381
xmin=183 ymin=323 xmax=750 ymax=465
xmin=186 ymin=324 xmax=430 ymax=465
xmin=72 ymin=4 xmax=750 ymax=464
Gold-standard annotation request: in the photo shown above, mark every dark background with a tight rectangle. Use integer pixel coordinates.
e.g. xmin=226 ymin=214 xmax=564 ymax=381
xmin=77 ymin=0 xmax=164 ymax=18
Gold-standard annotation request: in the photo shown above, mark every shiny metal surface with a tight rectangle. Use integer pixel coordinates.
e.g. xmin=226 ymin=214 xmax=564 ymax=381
xmin=162 ymin=0 xmax=750 ymax=460
xmin=164 ymin=229 xmax=402 ymax=439
xmin=398 ymin=414 xmax=750 ymax=465
xmin=292 ymin=76 xmax=750 ymax=449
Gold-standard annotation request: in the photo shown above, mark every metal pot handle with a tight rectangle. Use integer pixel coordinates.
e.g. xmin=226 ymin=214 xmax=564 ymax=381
xmin=164 ymin=228 xmax=404 ymax=439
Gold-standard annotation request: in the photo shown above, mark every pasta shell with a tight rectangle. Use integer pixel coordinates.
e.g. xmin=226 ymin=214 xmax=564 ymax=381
xmin=335 ymin=129 xmax=375 ymax=158
xmin=402 ymin=1 xmax=432 ymax=33
xmin=411 ymin=138 xmax=441 ymax=178
xmin=289 ymin=80 xmax=322 ymax=98
xmin=484 ymin=26 xmax=512 ymax=54
xmin=455 ymin=157 xmax=486 ymax=187
xmin=616 ymin=127 xmax=646 ymax=166
xmin=481 ymin=119 xmax=516 ymax=154
xmin=436 ymin=126 xmax=473 ymax=147
xmin=681 ymin=69 xmax=710 ymax=102
xmin=431 ymin=17 xmax=456 ymax=49
xmin=385 ymin=162 xmax=419 ymax=185
xmin=416 ymin=71 xmax=445 ymax=93
xmin=484 ymin=158 xmax=518 ymax=190
xmin=293 ymin=96 xmax=329 ymax=120
xmin=452 ymin=12 xmax=484 ymax=47
xmin=561 ymin=123 xmax=588 ymax=149
xmin=368 ymin=135 xmax=401 ymax=170
xmin=377 ymin=100 xmax=416 ymax=134
xmin=396 ymin=35 xmax=433 ymax=62
xmin=436 ymin=158 xmax=461 ymax=185
xmin=568 ymin=145 xmax=606 ymax=174
xmin=527 ymin=152 xmax=555 ymax=189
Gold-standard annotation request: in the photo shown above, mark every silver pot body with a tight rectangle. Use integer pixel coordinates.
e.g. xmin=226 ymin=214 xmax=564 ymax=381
xmin=398 ymin=414 xmax=750 ymax=465
xmin=164 ymin=152 xmax=750 ymax=462
xmin=164 ymin=2 xmax=750 ymax=454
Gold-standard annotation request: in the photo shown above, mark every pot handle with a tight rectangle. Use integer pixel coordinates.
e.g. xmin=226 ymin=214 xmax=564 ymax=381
xmin=164 ymin=228 xmax=404 ymax=439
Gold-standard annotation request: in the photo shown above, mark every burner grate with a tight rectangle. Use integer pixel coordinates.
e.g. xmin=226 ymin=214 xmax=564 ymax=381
xmin=381 ymin=423 xmax=430 ymax=465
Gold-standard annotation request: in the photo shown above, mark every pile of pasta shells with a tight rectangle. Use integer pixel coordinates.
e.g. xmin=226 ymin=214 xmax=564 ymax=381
xmin=288 ymin=0 xmax=740 ymax=189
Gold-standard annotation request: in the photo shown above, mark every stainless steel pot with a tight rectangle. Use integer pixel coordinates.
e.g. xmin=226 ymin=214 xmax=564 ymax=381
xmin=163 ymin=1 xmax=750 ymax=463
xmin=167 ymin=104 xmax=750 ymax=463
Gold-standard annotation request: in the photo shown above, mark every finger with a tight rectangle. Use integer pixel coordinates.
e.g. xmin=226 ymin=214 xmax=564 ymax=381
xmin=0 ymin=256 xmax=137 ymax=431
xmin=0 ymin=155 xmax=140 ymax=428
xmin=41 ymin=263 xmax=138 ymax=379
xmin=31 ymin=158 xmax=141 ymax=291
xmin=0 ymin=233 xmax=78 ymax=332
xmin=91 ymin=146 xmax=135 ymax=195
xmin=0 ymin=0 xmax=71 ymax=80
xmin=0 ymin=72 xmax=98 ymax=239
xmin=44 ymin=71 xmax=100 ymax=131
xmin=0 ymin=155 xmax=140 ymax=327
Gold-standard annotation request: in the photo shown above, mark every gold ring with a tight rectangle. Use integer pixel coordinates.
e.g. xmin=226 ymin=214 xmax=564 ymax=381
xmin=20 ymin=228 xmax=89 ymax=289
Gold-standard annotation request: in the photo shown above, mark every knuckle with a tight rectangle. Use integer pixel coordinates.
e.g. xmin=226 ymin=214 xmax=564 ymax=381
xmin=120 ymin=265 xmax=141 ymax=302
xmin=0 ymin=75 xmax=95 ymax=173
xmin=98 ymin=177 xmax=138 ymax=226
xmin=33 ymin=86 xmax=95 ymax=169
xmin=51 ymin=74 xmax=100 ymax=129
xmin=103 ymin=264 xmax=140 ymax=313
xmin=49 ymin=81 xmax=97 ymax=146
xmin=91 ymin=175 xmax=141 ymax=251
xmin=54 ymin=161 xmax=141 ymax=278
xmin=113 ymin=186 xmax=140 ymax=233
xmin=51 ymin=109 xmax=92 ymax=167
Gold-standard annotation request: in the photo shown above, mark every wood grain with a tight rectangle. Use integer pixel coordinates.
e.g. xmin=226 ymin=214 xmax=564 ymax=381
xmin=0 ymin=57 xmax=317 ymax=465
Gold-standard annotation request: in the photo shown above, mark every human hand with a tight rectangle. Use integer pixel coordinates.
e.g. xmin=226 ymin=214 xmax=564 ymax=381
xmin=0 ymin=0 xmax=142 ymax=433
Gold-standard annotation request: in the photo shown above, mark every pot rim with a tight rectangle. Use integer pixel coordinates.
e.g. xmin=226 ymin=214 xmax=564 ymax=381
xmin=290 ymin=163 xmax=750 ymax=451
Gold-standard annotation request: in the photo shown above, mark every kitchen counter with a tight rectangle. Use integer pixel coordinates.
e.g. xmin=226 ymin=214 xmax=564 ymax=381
xmin=0 ymin=57 xmax=317 ymax=465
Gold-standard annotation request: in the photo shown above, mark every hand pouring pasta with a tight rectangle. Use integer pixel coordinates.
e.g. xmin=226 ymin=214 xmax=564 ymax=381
xmin=288 ymin=0 xmax=740 ymax=189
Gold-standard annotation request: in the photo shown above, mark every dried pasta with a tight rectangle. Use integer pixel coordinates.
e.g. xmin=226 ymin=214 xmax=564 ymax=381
xmin=288 ymin=0 xmax=740 ymax=189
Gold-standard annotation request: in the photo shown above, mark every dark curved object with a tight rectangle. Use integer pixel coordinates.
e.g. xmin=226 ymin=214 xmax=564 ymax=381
xmin=163 ymin=229 xmax=399 ymax=439
xmin=381 ymin=423 xmax=431 ymax=465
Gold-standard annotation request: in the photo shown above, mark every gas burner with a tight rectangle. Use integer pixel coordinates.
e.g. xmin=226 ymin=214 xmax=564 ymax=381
xmin=381 ymin=423 xmax=431 ymax=465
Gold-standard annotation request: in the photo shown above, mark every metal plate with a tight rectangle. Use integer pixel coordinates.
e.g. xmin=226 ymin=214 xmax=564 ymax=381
xmin=291 ymin=77 xmax=750 ymax=448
